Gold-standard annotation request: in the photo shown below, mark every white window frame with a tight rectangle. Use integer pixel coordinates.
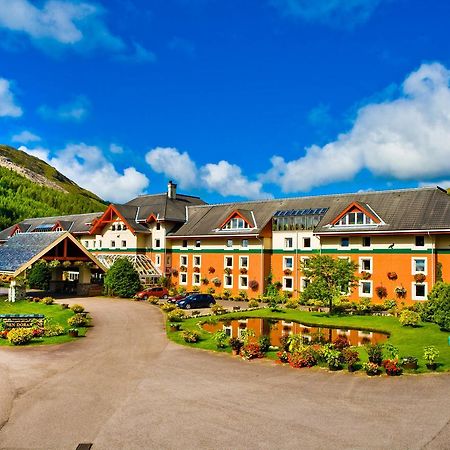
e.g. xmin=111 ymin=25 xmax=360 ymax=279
xmin=300 ymin=277 xmax=310 ymax=292
xmin=412 ymin=257 xmax=427 ymax=275
xmin=302 ymin=237 xmax=311 ymax=248
xmin=224 ymin=255 xmax=233 ymax=269
xmin=239 ymin=256 xmax=248 ymax=268
xmin=154 ymin=239 xmax=161 ymax=249
xmin=226 ymin=239 xmax=233 ymax=248
xmin=84 ymin=241 xmax=89 ymax=248
xmin=111 ymin=240 xmax=116 ymax=248
xmin=412 ymin=282 xmax=428 ymax=301
xmin=359 ymin=256 xmax=373 ymax=274
xmin=284 ymin=237 xmax=293 ymax=249
xmin=241 ymin=239 xmax=249 ymax=249
xmin=283 ymin=276 xmax=294 ymax=291
xmin=239 ymin=275 xmax=248 ymax=289
xmin=340 ymin=237 xmax=350 ymax=248
xmin=224 ymin=274 xmax=233 ymax=288
xmin=155 ymin=254 xmax=161 ymax=266
xmin=180 ymin=255 xmax=188 ymax=267
xmin=359 ymin=280 xmax=373 ymax=298
xmin=192 ymin=273 xmax=201 ymax=286
xmin=415 ymin=236 xmax=425 ymax=247
xmin=362 ymin=236 xmax=371 ymax=247
xmin=121 ymin=240 xmax=127 ymax=248
xmin=283 ymin=256 xmax=293 ymax=270
xmin=180 ymin=272 xmax=188 ymax=285
xmin=193 ymin=255 xmax=201 ymax=267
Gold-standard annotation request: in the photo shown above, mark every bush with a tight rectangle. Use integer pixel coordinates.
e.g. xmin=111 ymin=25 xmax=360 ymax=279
xmin=147 ymin=296 xmax=160 ymax=305
xmin=211 ymin=304 xmax=227 ymax=315
xmin=383 ymin=298 xmax=398 ymax=310
xmin=366 ymin=343 xmax=383 ymax=364
xmin=44 ymin=324 xmax=66 ymax=337
xmin=167 ymin=308 xmax=185 ymax=322
xmin=161 ymin=303 xmax=177 ymax=312
xmin=383 ymin=359 xmax=403 ymax=376
xmin=288 ymin=348 xmax=317 ymax=368
xmin=68 ymin=314 xmax=89 ymax=327
xmin=248 ymin=299 xmax=259 ymax=308
xmin=399 ymin=309 xmax=420 ymax=327
xmin=70 ymin=304 xmax=85 ymax=313
xmin=42 ymin=296 xmax=54 ymax=305
xmin=423 ymin=346 xmax=439 ymax=364
xmin=28 ymin=260 xmax=51 ymax=290
xmin=182 ymin=330 xmax=200 ymax=343
xmin=104 ymin=257 xmax=141 ymax=298
xmin=241 ymin=343 xmax=263 ymax=360
xmin=363 ymin=362 xmax=381 ymax=376
xmin=427 ymin=282 xmax=450 ymax=330
xmin=342 ymin=347 xmax=359 ymax=369
xmin=229 ymin=337 xmax=243 ymax=351
xmin=259 ymin=335 xmax=271 ymax=353
xmin=213 ymin=330 xmax=228 ymax=348
xmin=333 ymin=335 xmax=350 ymax=351
xmin=284 ymin=298 xmax=299 ymax=309
xmin=8 ymin=328 xmax=34 ymax=345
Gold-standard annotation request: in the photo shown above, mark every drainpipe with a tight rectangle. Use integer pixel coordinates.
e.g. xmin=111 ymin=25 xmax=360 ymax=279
xmin=428 ymin=231 xmax=435 ymax=288
xmin=256 ymin=236 xmax=264 ymax=297
xmin=295 ymin=232 xmax=299 ymax=295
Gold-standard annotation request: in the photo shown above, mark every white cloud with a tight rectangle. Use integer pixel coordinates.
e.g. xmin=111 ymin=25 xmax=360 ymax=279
xmin=20 ymin=143 xmax=149 ymax=202
xmin=0 ymin=78 xmax=22 ymax=117
xmin=145 ymin=146 xmax=271 ymax=199
xmin=38 ymin=96 xmax=89 ymax=121
xmin=270 ymin=0 xmax=383 ymax=27
xmin=109 ymin=143 xmax=124 ymax=154
xmin=263 ymin=62 xmax=450 ymax=193
xmin=0 ymin=0 xmax=124 ymax=51
xmin=12 ymin=130 xmax=41 ymax=143
xmin=114 ymin=42 xmax=156 ymax=64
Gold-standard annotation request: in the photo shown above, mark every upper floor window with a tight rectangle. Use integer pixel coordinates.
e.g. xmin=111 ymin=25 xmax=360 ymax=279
xmin=341 ymin=237 xmax=350 ymax=247
xmin=111 ymin=224 xmax=116 ymax=231
xmin=84 ymin=241 xmax=89 ymax=248
xmin=180 ymin=255 xmax=188 ymax=266
xmin=284 ymin=237 xmax=293 ymax=249
xmin=242 ymin=239 xmax=248 ymax=248
xmin=362 ymin=236 xmax=371 ymax=247
xmin=182 ymin=240 xmax=188 ymax=248
xmin=336 ymin=212 xmax=374 ymax=226
xmin=227 ymin=239 xmax=233 ymax=248
xmin=111 ymin=240 xmax=116 ymax=248
xmin=195 ymin=240 xmax=201 ymax=248
xmin=156 ymin=223 xmax=161 ymax=230
xmin=303 ymin=237 xmax=311 ymax=248
xmin=155 ymin=239 xmax=161 ymax=248
xmin=223 ymin=217 xmax=249 ymax=230
xmin=121 ymin=240 xmax=126 ymax=248
xmin=415 ymin=236 xmax=425 ymax=247
xmin=117 ymin=224 xmax=122 ymax=231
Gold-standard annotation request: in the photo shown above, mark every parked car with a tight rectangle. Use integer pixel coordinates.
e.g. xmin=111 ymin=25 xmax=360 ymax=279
xmin=167 ymin=292 xmax=194 ymax=304
xmin=135 ymin=286 xmax=169 ymax=300
xmin=177 ymin=294 xmax=216 ymax=309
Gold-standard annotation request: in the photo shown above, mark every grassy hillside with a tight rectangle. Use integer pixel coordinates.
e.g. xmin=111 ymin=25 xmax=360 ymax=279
xmin=0 ymin=145 xmax=107 ymax=229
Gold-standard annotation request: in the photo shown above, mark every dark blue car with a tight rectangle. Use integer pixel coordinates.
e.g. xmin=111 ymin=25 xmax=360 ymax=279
xmin=177 ymin=294 xmax=216 ymax=309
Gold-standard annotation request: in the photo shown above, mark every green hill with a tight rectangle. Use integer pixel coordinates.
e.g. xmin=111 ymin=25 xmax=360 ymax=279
xmin=0 ymin=145 xmax=107 ymax=230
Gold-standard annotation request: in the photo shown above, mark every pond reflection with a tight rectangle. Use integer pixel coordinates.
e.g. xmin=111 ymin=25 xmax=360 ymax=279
xmin=202 ymin=318 xmax=388 ymax=346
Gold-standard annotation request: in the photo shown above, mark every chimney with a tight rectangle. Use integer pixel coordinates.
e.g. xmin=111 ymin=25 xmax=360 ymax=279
xmin=168 ymin=180 xmax=177 ymax=199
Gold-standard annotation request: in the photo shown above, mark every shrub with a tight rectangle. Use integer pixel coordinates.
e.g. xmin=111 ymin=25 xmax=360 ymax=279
xmin=167 ymin=308 xmax=185 ymax=322
xmin=7 ymin=328 xmax=34 ymax=345
xmin=70 ymin=304 xmax=85 ymax=313
xmin=229 ymin=337 xmax=243 ymax=351
xmin=68 ymin=314 xmax=89 ymax=328
xmin=259 ymin=335 xmax=271 ymax=353
xmin=288 ymin=349 xmax=317 ymax=368
xmin=211 ymin=304 xmax=227 ymax=315
xmin=384 ymin=343 xmax=399 ymax=359
xmin=182 ymin=330 xmax=200 ymax=343
xmin=342 ymin=347 xmax=360 ymax=369
xmin=427 ymin=282 xmax=450 ymax=330
xmin=423 ymin=346 xmax=439 ymax=364
xmin=248 ymin=299 xmax=259 ymax=308
xmin=44 ymin=324 xmax=66 ymax=337
xmin=104 ymin=257 xmax=141 ymax=298
xmin=383 ymin=359 xmax=403 ymax=376
xmin=28 ymin=260 xmax=51 ymax=290
xmin=42 ymin=296 xmax=54 ymax=305
xmin=277 ymin=350 xmax=289 ymax=363
xmin=279 ymin=335 xmax=290 ymax=352
xmin=222 ymin=290 xmax=231 ymax=299
xmin=399 ymin=309 xmax=420 ymax=327
xmin=212 ymin=330 xmax=228 ymax=348
xmin=284 ymin=298 xmax=299 ymax=309
xmin=147 ymin=296 xmax=160 ymax=305
xmin=383 ymin=298 xmax=398 ymax=310
xmin=241 ymin=343 xmax=263 ymax=360
xmin=161 ymin=303 xmax=177 ymax=313
xmin=206 ymin=287 xmax=215 ymax=294
xmin=363 ymin=362 xmax=381 ymax=376
xmin=333 ymin=335 xmax=350 ymax=351
xmin=366 ymin=343 xmax=383 ymax=364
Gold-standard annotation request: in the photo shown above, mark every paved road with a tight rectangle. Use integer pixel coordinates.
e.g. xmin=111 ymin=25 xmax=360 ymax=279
xmin=0 ymin=297 xmax=449 ymax=450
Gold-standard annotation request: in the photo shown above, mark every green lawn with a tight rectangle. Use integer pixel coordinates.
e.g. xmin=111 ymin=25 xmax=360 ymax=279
xmin=0 ymin=297 xmax=88 ymax=346
xmin=166 ymin=308 xmax=450 ymax=374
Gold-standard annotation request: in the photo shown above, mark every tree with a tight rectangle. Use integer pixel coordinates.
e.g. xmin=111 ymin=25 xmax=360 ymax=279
xmin=27 ymin=260 xmax=51 ymax=290
xmin=104 ymin=258 xmax=141 ymax=298
xmin=425 ymin=282 xmax=450 ymax=331
xmin=300 ymin=255 xmax=358 ymax=313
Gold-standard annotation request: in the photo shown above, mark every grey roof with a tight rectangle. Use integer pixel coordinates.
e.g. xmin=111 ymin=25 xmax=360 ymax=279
xmin=169 ymin=187 xmax=450 ymax=237
xmin=0 ymin=212 xmax=102 ymax=242
xmin=0 ymin=232 xmax=66 ymax=273
xmin=125 ymin=193 xmax=206 ymax=222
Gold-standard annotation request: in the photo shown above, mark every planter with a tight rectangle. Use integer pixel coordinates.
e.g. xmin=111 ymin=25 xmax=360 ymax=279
xmin=426 ymin=363 xmax=437 ymax=371
xmin=402 ymin=361 xmax=418 ymax=370
xmin=68 ymin=329 xmax=79 ymax=338
xmin=329 ymin=365 xmax=341 ymax=371
xmin=232 ymin=348 xmax=240 ymax=356
xmin=170 ymin=325 xmax=181 ymax=332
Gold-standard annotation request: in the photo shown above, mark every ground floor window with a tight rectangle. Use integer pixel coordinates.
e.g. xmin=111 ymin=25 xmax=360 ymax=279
xmin=193 ymin=273 xmax=200 ymax=286
xmin=239 ymin=275 xmax=248 ymax=289
xmin=412 ymin=282 xmax=427 ymax=300
xmin=359 ymin=280 xmax=372 ymax=297
xmin=155 ymin=254 xmax=161 ymax=266
xmin=300 ymin=277 xmax=310 ymax=292
xmin=283 ymin=276 xmax=293 ymax=291
xmin=180 ymin=272 xmax=187 ymax=285
xmin=224 ymin=275 xmax=233 ymax=288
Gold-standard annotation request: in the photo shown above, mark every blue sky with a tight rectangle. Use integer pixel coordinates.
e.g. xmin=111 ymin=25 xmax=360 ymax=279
xmin=1 ymin=0 xmax=450 ymax=203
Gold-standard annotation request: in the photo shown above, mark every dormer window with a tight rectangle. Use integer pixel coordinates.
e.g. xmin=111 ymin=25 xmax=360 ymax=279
xmin=223 ymin=217 xmax=249 ymax=230
xmin=337 ymin=212 xmax=374 ymax=226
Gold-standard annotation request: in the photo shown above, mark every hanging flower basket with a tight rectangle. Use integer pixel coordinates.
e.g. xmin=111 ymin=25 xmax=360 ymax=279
xmin=208 ymin=266 xmax=215 ymax=274
xmin=193 ymin=267 xmax=200 ymax=273
xmin=283 ymin=269 xmax=292 ymax=275
xmin=375 ymin=285 xmax=388 ymax=299
xmin=414 ymin=273 xmax=426 ymax=283
xmin=171 ymin=269 xmax=179 ymax=277
xmin=211 ymin=277 xmax=222 ymax=287
xmin=179 ymin=265 xmax=187 ymax=272
xmin=387 ymin=271 xmax=398 ymax=280
xmin=360 ymin=271 xmax=371 ymax=280
xmin=201 ymin=277 xmax=209 ymax=285
xmin=249 ymin=280 xmax=259 ymax=291
xmin=395 ymin=286 xmax=407 ymax=298
xmin=240 ymin=267 xmax=248 ymax=274
xmin=224 ymin=267 xmax=232 ymax=275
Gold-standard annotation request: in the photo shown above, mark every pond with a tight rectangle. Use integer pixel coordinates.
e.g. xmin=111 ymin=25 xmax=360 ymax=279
xmin=202 ymin=318 xmax=389 ymax=346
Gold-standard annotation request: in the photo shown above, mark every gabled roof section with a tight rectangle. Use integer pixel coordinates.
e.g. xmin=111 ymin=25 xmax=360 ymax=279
xmin=329 ymin=201 xmax=383 ymax=226
xmin=218 ymin=209 xmax=255 ymax=230
xmin=89 ymin=204 xmax=141 ymax=235
xmin=0 ymin=231 xmax=106 ymax=277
